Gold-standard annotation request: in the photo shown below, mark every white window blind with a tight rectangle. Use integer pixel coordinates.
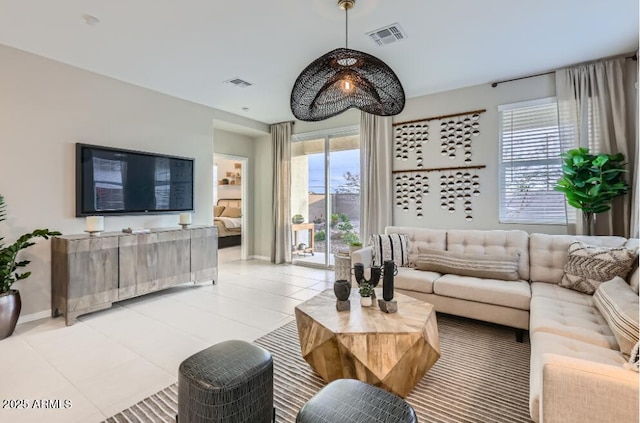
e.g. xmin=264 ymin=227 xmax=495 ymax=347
xmin=499 ymin=98 xmax=568 ymax=225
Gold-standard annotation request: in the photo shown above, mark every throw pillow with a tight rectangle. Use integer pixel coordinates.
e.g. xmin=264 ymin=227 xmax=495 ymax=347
xmin=560 ymin=241 xmax=637 ymax=295
xmin=214 ymin=206 xmax=225 ymax=217
xmin=220 ymin=207 xmax=241 ymax=218
xmin=625 ymin=342 xmax=639 ymax=372
xmin=415 ymin=248 xmax=520 ymax=281
xmin=593 ymin=276 xmax=639 ymax=358
xmin=370 ymin=233 xmax=409 ymax=267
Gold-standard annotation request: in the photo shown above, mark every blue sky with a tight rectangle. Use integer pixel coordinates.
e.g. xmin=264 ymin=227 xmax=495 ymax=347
xmin=308 ymin=149 xmax=359 ymax=194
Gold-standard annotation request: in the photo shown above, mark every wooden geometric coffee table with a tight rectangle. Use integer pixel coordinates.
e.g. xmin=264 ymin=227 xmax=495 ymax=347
xmin=294 ymin=288 xmax=440 ymax=397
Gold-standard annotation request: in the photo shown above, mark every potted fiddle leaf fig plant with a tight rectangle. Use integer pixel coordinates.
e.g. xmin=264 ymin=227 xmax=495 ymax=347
xmin=0 ymin=194 xmax=60 ymax=340
xmin=554 ymin=148 xmax=629 ymax=235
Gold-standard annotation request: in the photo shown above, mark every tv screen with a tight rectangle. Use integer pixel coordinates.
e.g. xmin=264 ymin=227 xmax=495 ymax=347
xmin=76 ymin=143 xmax=194 ymax=216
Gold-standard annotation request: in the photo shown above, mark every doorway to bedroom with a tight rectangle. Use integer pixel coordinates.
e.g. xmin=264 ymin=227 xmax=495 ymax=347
xmin=214 ymin=154 xmax=248 ymax=261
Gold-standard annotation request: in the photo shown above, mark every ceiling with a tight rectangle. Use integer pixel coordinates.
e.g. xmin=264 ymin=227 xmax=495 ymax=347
xmin=0 ymin=0 xmax=637 ymax=126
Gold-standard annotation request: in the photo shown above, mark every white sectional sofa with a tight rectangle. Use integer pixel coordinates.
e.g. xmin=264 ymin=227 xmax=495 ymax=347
xmin=352 ymin=226 xmax=639 ymax=423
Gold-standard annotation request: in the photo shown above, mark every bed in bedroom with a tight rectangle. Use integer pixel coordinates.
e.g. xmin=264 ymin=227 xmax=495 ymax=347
xmin=214 ymin=199 xmax=242 ymax=248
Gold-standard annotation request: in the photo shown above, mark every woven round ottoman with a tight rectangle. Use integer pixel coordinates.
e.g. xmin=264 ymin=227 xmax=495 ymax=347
xmin=178 ymin=340 xmax=273 ymax=423
xmin=296 ymin=379 xmax=418 ymax=422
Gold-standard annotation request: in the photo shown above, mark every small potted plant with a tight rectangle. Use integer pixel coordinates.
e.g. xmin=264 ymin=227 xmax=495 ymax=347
xmin=0 ymin=195 xmax=60 ymax=340
xmin=359 ymin=282 xmax=374 ymax=307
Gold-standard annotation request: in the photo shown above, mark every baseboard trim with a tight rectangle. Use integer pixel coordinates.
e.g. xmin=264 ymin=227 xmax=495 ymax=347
xmin=18 ymin=309 xmax=51 ymax=324
xmin=249 ymin=255 xmax=270 ymax=261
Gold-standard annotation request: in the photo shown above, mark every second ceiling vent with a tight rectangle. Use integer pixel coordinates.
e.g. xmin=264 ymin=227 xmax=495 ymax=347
xmin=366 ymin=23 xmax=407 ymax=46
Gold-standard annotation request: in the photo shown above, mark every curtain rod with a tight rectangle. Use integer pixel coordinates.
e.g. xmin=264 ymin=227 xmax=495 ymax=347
xmin=491 ymin=53 xmax=638 ymax=88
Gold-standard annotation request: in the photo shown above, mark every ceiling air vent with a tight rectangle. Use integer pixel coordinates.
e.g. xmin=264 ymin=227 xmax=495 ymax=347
xmin=224 ymin=78 xmax=253 ymax=88
xmin=366 ymin=23 xmax=407 ymax=46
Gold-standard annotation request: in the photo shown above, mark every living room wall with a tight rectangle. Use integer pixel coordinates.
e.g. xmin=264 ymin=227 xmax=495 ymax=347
xmin=0 ymin=45 xmax=267 ymax=320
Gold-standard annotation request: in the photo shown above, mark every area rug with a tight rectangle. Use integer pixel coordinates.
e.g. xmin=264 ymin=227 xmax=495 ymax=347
xmin=104 ymin=315 xmax=532 ymax=422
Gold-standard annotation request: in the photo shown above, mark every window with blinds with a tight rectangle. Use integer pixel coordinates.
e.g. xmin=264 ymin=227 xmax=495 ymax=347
xmin=498 ymin=97 xmax=569 ymax=225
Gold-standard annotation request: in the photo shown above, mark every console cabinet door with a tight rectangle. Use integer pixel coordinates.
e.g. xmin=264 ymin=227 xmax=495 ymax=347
xmin=52 ymin=237 xmax=119 ymax=318
xmin=118 ymin=230 xmax=191 ymax=298
xmin=191 ymin=226 xmax=218 ymax=282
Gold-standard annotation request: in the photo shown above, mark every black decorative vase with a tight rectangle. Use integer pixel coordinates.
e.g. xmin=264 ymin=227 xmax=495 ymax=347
xmin=353 ymin=263 xmax=381 ymax=287
xmin=333 ymin=280 xmax=351 ymax=301
xmin=0 ymin=290 xmax=21 ymax=341
xmin=382 ymin=260 xmax=397 ymax=301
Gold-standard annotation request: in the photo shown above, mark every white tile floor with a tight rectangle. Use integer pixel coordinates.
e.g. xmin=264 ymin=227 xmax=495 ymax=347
xmin=0 ymin=246 xmax=332 ymax=423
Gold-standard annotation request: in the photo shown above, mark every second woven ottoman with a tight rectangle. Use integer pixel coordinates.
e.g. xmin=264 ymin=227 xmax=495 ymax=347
xmin=178 ymin=340 xmax=273 ymax=423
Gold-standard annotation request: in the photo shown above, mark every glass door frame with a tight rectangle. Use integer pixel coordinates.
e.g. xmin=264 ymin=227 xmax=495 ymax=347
xmin=291 ymin=125 xmax=360 ymax=269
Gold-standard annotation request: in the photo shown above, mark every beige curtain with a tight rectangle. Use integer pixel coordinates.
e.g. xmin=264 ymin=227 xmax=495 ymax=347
xmin=271 ymin=122 xmax=292 ymax=264
xmin=556 ymin=57 xmax=636 ymax=236
xmin=360 ymin=112 xmax=393 ymax=243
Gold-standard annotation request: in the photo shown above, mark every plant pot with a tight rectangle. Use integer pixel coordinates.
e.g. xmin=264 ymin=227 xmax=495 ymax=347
xmin=360 ymin=296 xmax=372 ymax=307
xmin=0 ymin=290 xmax=21 ymax=340
xmin=349 ymin=245 xmax=362 ymax=255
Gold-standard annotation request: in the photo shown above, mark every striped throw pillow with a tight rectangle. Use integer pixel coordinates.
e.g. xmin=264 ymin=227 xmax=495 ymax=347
xmin=593 ymin=276 xmax=639 ymax=358
xmin=416 ymin=248 xmax=520 ymax=281
xmin=560 ymin=241 xmax=637 ymax=295
xmin=370 ymin=234 xmax=409 ymax=267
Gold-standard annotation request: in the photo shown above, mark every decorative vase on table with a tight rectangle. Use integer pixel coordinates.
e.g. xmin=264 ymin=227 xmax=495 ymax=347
xmin=333 ymin=280 xmax=351 ymax=301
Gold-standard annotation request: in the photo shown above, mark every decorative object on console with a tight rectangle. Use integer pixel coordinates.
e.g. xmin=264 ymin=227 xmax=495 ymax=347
xmin=333 ymin=279 xmax=351 ymax=311
xmin=290 ymin=0 xmax=405 ymax=121
xmin=555 ymin=148 xmax=629 ymax=235
xmin=122 ymin=228 xmax=151 ymax=234
xmin=85 ymin=215 xmax=104 ymax=236
xmin=292 ymin=214 xmax=305 ymax=224
xmin=560 ymin=241 xmax=637 ymax=295
xmin=0 ymin=194 xmax=60 ymax=340
xmin=179 ymin=212 xmax=192 ymax=228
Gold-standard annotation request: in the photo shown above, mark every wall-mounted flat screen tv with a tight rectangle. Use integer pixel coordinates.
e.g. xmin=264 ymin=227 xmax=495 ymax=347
xmin=76 ymin=143 xmax=194 ymax=216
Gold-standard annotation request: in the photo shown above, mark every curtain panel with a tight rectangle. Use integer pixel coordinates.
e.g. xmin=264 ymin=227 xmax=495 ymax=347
xmin=271 ymin=122 xmax=292 ymax=264
xmin=556 ymin=57 xmax=636 ymax=237
xmin=360 ymin=112 xmax=393 ymax=243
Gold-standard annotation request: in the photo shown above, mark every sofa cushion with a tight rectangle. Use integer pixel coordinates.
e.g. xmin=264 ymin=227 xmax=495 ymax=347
xmin=560 ymin=242 xmax=637 ymax=294
xmin=628 ymin=263 xmax=639 ymax=294
xmin=593 ymin=277 xmax=639 ymax=358
xmin=529 ymin=233 xmax=628 ymax=284
xmin=529 ymin=331 xmax=628 ymax=423
xmin=415 ymin=248 xmax=520 ymax=281
xmin=433 ymin=274 xmax=531 ymax=310
xmin=370 ymin=233 xmax=409 ymax=267
xmin=394 ymin=267 xmax=438 ymax=294
xmin=530 ymin=282 xmax=594 ymax=306
xmin=627 ymin=343 xmax=639 ymax=372
xmin=529 ymin=296 xmax=618 ymax=350
xmin=446 ymin=229 xmax=530 ymax=280
xmin=385 ymin=226 xmax=447 ymax=267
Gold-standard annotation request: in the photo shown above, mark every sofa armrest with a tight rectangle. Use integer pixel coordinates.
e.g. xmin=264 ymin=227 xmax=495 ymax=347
xmin=541 ymin=353 xmax=639 ymax=423
xmin=351 ymin=246 xmax=373 ymax=268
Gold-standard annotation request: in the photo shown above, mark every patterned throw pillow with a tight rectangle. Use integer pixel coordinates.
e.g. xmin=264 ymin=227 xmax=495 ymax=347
xmin=560 ymin=241 xmax=637 ymax=295
xmin=370 ymin=233 xmax=409 ymax=267
xmin=415 ymin=248 xmax=520 ymax=281
xmin=593 ymin=277 xmax=639 ymax=358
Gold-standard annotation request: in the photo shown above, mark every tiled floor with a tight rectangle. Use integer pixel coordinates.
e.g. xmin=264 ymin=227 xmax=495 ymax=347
xmin=0 ymin=246 xmax=332 ymax=423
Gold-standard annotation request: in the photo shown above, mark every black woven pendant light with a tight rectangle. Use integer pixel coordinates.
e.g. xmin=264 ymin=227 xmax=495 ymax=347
xmin=291 ymin=0 xmax=405 ymax=122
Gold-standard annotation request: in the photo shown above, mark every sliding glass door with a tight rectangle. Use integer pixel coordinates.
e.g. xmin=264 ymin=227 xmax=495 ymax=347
xmin=291 ymin=128 xmax=360 ymax=268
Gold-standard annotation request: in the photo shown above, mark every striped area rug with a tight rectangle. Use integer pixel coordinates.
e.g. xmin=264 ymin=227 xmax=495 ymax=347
xmin=104 ymin=315 xmax=532 ymax=423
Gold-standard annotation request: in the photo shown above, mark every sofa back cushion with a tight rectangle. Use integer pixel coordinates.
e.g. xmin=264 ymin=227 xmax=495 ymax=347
xmin=529 ymin=234 xmax=628 ymax=284
xmin=416 ymin=248 xmax=520 ymax=281
xmin=446 ymin=229 xmax=530 ymax=280
xmin=385 ymin=226 xmax=447 ymax=267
